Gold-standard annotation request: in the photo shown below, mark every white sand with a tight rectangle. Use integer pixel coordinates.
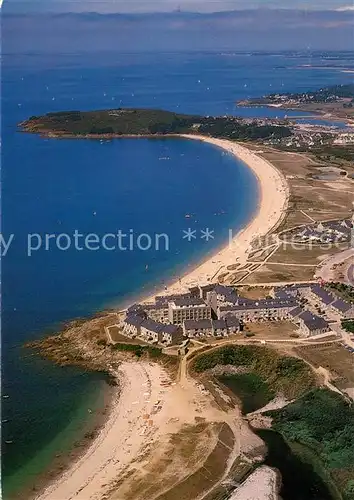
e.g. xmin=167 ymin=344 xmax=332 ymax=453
xmin=36 ymin=359 xmax=261 ymax=500
xmin=227 ymin=466 xmax=279 ymax=500
xmin=35 ymin=362 xmax=165 ymax=500
xmin=143 ymin=135 xmax=289 ymax=301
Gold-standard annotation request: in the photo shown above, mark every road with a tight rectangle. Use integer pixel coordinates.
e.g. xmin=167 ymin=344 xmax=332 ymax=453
xmin=238 ymin=280 xmax=317 ymax=287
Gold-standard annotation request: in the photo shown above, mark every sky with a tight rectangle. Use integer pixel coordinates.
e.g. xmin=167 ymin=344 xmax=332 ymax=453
xmin=2 ymin=0 xmax=353 ymax=51
xmin=3 ymin=8 xmax=353 ymax=51
xmin=3 ymin=0 xmax=354 ymax=13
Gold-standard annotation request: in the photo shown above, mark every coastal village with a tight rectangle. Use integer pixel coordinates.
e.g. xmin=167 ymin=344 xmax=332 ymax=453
xmin=109 ymin=281 xmax=354 ymax=348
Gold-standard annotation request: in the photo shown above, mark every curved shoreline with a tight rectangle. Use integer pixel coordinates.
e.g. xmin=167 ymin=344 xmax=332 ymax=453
xmin=31 ymin=137 xmax=289 ymax=500
xmin=140 ymin=134 xmax=289 ymax=303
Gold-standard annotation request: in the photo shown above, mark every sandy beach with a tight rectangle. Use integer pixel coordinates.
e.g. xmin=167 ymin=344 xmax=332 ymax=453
xmin=34 ymin=137 xmax=287 ymax=500
xmin=34 ymin=359 xmax=262 ymax=500
xmin=227 ymin=466 xmax=279 ymax=500
xmin=142 ymin=134 xmax=289 ymax=302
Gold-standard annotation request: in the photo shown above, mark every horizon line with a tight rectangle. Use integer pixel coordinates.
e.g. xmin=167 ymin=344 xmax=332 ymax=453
xmin=3 ymin=7 xmax=354 ymax=15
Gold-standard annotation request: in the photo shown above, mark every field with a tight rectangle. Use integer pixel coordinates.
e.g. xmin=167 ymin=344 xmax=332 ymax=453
xmin=192 ymin=344 xmax=315 ymax=400
xmin=245 ymin=264 xmax=316 ymax=284
xmin=219 ymin=144 xmax=353 ymax=286
xmin=244 ymin=321 xmax=299 ymax=340
xmin=267 ymin=243 xmax=349 ymax=266
xmin=294 ymin=343 xmax=354 ymax=396
xmin=236 ymin=286 xmax=272 ymax=300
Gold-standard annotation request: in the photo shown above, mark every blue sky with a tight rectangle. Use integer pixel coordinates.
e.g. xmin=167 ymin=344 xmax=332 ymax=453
xmin=3 ymin=0 xmax=354 ymax=13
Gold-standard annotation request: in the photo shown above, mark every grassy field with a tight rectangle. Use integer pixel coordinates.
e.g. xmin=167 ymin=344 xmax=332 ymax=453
xmin=192 ymin=345 xmax=315 ymax=400
xmin=244 ymin=321 xmax=299 ymax=340
xmin=236 ymin=286 xmax=272 ymax=300
xmin=294 ymin=343 xmax=354 ymax=395
xmin=158 ymin=423 xmax=234 ymax=500
xmin=249 ymin=146 xmax=353 ymax=239
xmin=246 ymin=264 xmax=317 ymax=284
xmin=267 ymin=243 xmax=349 ymax=266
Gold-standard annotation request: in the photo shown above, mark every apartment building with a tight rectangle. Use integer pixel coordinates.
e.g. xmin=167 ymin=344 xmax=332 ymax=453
xmin=168 ymin=297 xmax=212 ymax=324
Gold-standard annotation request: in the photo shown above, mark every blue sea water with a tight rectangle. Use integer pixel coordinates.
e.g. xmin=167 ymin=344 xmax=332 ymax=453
xmin=2 ymin=29 xmax=353 ymax=497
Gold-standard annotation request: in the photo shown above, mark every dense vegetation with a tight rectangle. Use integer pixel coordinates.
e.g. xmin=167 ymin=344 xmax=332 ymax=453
xmin=192 ymin=345 xmax=315 ymax=399
xmin=270 ymin=388 xmax=354 ymax=498
xmin=327 ymin=282 xmax=354 ymax=303
xmin=220 ymin=373 xmax=274 ymax=413
xmin=111 ymin=342 xmax=163 ymax=359
xmin=342 ymin=320 xmax=354 ymax=334
xmin=313 ymin=146 xmax=354 ymax=164
xmin=21 ymin=108 xmax=292 ymax=141
xmin=258 ymin=429 xmax=339 ymax=500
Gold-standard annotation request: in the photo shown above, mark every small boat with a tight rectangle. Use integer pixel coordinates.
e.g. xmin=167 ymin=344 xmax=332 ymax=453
xmin=145 ymin=265 xmax=149 ymax=271
xmin=2 ymin=395 xmax=9 ymax=399
xmin=5 ymin=441 xmax=13 ymax=444
xmin=185 ymin=214 xmax=192 ymax=219
xmin=2 ymin=420 xmax=9 ymax=423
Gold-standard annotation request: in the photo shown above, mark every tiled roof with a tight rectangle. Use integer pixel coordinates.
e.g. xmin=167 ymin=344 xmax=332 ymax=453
xmin=310 ymin=285 xmax=335 ymax=305
xmin=211 ymin=319 xmax=227 ymax=330
xmin=331 ymin=299 xmax=352 ymax=313
xmin=125 ymin=314 xmax=145 ymax=327
xmin=299 ymin=311 xmax=329 ymax=331
xmin=141 ymin=319 xmax=164 ymax=333
xmin=214 ymin=284 xmax=236 ymax=296
xmin=160 ymin=324 xmax=181 ymax=334
xmin=219 ymin=299 xmax=297 ymax=311
xmin=224 ymin=316 xmax=241 ymax=327
xmin=289 ymin=306 xmax=303 ymax=318
xmin=184 ymin=319 xmax=212 ymax=330
xmin=172 ymin=297 xmax=206 ymax=307
xmin=155 ymin=293 xmax=191 ymax=306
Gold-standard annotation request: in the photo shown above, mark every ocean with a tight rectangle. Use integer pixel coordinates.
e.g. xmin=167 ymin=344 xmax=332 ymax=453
xmin=2 ymin=23 xmax=353 ymax=496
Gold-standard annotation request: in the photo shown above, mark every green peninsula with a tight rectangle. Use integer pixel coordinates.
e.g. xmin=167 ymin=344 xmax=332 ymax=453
xmin=19 ymin=108 xmax=293 ymax=141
